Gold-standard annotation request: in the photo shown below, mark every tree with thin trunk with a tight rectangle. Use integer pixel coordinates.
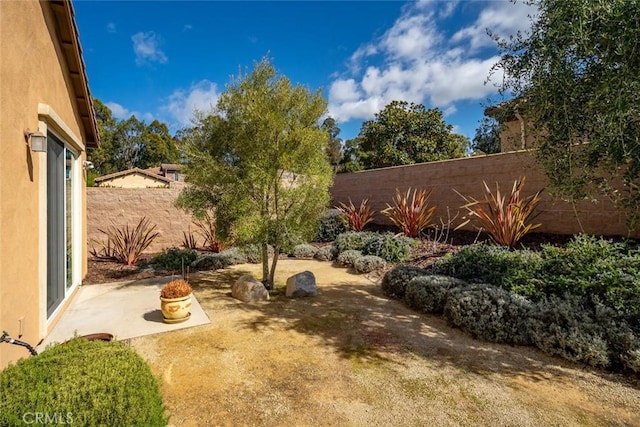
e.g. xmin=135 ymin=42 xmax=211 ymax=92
xmin=177 ymin=57 xmax=333 ymax=288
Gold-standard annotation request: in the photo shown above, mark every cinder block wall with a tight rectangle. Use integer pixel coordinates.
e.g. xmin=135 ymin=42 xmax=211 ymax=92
xmin=330 ymin=151 xmax=637 ymax=238
xmin=87 ymin=187 xmax=195 ymax=253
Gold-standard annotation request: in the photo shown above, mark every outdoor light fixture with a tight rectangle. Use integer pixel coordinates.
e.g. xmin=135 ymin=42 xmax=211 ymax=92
xmin=24 ymin=130 xmax=47 ymax=152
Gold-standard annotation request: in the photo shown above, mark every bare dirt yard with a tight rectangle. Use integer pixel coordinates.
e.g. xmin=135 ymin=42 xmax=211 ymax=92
xmin=129 ymin=259 xmax=640 ymax=427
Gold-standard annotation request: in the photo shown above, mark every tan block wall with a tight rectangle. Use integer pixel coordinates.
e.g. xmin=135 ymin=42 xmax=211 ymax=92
xmin=0 ymin=1 xmax=91 ymax=368
xmin=87 ymin=188 xmax=195 ymax=255
xmin=331 ymin=151 xmax=638 ymax=238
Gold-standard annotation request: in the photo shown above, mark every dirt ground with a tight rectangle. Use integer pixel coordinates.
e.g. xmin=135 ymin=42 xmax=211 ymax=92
xmin=130 ymin=259 xmax=640 ymax=427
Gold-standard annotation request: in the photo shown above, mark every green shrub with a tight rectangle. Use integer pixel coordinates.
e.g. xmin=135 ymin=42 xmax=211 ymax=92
xmin=241 ymin=244 xmax=274 ymax=264
xmin=220 ymin=247 xmax=250 ymax=265
xmin=444 ymin=283 xmax=535 ymax=345
xmin=432 ymin=244 xmax=543 ymax=297
xmin=381 ymin=265 xmax=430 ymax=299
xmin=151 ymin=247 xmax=198 ymax=271
xmin=332 ymin=231 xmax=377 ymax=254
xmin=0 ymin=338 xmax=166 ymax=426
xmin=354 ymin=255 xmax=386 ymax=273
xmin=314 ymin=246 xmax=336 ymax=262
xmin=191 ymin=254 xmax=230 ymax=271
xmin=404 ymin=275 xmax=468 ymax=314
xmin=337 ymin=250 xmax=363 ymax=267
xmin=292 ymin=244 xmax=318 ymax=259
xmin=315 ymin=209 xmax=347 ymax=242
xmin=361 ymin=232 xmax=415 ymax=263
xmin=528 ymin=294 xmax=611 ymax=368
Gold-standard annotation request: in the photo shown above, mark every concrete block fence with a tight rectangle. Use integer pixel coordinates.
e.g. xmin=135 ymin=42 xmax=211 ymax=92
xmin=87 ymin=151 xmax=638 ymax=255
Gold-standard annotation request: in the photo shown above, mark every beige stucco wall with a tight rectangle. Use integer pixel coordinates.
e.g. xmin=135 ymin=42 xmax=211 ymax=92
xmin=97 ymin=173 xmax=169 ymax=188
xmin=331 ymin=151 xmax=639 ymax=238
xmin=0 ymin=1 xmax=90 ymax=368
xmin=87 ymin=188 xmax=195 ymax=254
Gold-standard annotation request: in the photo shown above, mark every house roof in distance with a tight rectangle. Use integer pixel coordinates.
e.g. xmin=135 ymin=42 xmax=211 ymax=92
xmin=94 ymin=168 xmax=172 ymax=184
xmin=160 ymin=163 xmax=184 ymax=172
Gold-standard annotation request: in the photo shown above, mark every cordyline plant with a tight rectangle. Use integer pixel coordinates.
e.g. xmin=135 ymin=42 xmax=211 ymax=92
xmin=382 ymin=188 xmax=436 ymax=237
xmin=456 ymin=177 xmax=543 ymax=249
xmin=336 ymin=198 xmax=376 ymax=231
xmin=93 ymin=217 xmax=159 ymax=265
xmin=193 ymin=211 xmax=222 ymax=252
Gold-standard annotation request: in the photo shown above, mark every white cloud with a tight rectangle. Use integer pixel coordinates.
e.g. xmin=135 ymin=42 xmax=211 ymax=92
xmin=183 ymin=24 xmax=193 ymax=32
xmin=131 ymin=31 xmax=168 ymax=65
xmin=163 ymin=80 xmax=219 ymax=127
xmin=105 ymin=102 xmax=130 ymax=119
xmin=452 ymin=1 xmax=538 ymax=50
xmin=106 ymin=22 xmax=116 ymax=33
xmin=328 ymin=1 xmax=528 ymax=123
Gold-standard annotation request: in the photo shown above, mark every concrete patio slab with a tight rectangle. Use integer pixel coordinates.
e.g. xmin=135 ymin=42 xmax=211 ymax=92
xmin=37 ymin=276 xmax=210 ymax=351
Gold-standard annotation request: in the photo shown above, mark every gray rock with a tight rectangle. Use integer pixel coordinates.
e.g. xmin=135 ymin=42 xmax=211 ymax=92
xmin=232 ymin=275 xmax=270 ymax=302
xmin=286 ymin=271 xmax=318 ymax=298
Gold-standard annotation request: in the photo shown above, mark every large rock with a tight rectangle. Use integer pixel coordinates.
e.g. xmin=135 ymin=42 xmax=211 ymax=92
xmin=286 ymin=271 xmax=318 ymax=298
xmin=232 ymin=275 xmax=270 ymax=302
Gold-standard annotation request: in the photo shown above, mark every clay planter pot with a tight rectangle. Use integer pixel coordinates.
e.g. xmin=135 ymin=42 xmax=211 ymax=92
xmin=160 ymin=294 xmax=192 ymax=323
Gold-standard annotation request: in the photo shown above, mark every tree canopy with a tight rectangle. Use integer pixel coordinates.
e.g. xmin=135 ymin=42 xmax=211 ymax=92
xmin=472 ymin=116 xmax=501 ymax=155
xmin=492 ymin=0 xmax=640 ymax=226
xmin=177 ymin=58 xmax=333 ymax=287
xmin=342 ymin=101 xmax=468 ymax=171
xmin=88 ymin=99 xmax=180 ymax=176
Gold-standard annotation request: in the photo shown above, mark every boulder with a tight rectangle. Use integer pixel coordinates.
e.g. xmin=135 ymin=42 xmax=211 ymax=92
xmin=286 ymin=271 xmax=318 ymax=298
xmin=232 ymin=275 xmax=270 ymax=302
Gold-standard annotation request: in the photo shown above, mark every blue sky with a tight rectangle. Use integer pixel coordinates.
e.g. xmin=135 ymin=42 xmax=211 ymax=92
xmin=74 ymin=0 xmax=537 ymax=142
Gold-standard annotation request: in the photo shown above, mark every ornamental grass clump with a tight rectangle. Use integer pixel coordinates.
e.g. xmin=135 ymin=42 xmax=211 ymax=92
xmin=336 ymin=198 xmax=376 ymax=231
xmin=382 ymin=187 xmax=436 ymax=237
xmin=160 ymin=279 xmax=192 ymax=299
xmin=92 ymin=217 xmax=160 ymax=265
xmin=456 ymin=177 xmax=542 ymax=248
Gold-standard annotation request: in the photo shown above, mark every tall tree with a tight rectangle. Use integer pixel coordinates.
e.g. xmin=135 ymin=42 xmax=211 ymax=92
xmin=177 ymin=58 xmax=333 ymax=288
xmin=472 ymin=116 xmax=501 ymax=154
xmin=89 ymin=98 xmax=118 ymax=175
xmin=321 ymin=117 xmax=342 ymax=173
xmin=349 ymin=100 xmax=468 ymax=170
xmin=492 ymin=0 xmax=640 ymax=226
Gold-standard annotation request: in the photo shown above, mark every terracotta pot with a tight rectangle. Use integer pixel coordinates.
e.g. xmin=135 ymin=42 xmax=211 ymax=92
xmin=160 ymin=294 xmax=192 ymax=323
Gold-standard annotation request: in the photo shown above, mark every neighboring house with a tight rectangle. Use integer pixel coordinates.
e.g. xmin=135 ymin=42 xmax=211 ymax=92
xmin=485 ymin=101 xmax=536 ymax=153
xmin=160 ymin=163 xmax=185 ymax=183
xmin=0 ymin=0 xmax=99 ymax=368
xmin=94 ymin=168 xmax=171 ymax=188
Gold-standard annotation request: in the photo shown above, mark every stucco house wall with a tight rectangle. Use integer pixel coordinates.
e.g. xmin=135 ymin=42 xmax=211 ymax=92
xmin=0 ymin=0 xmax=98 ymax=368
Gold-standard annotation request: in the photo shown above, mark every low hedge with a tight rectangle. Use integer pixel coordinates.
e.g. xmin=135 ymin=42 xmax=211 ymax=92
xmin=0 ymin=338 xmax=167 ymax=426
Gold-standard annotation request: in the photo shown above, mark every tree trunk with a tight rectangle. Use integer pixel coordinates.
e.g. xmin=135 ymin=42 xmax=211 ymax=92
xmin=261 ymin=242 xmax=271 ymax=289
xmin=268 ymin=246 xmax=280 ymax=289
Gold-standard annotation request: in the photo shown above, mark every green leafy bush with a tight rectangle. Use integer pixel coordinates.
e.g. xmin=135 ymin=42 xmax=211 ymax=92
xmin=241 ymin=244 xmax=274 ymax=264
xmin=332 ymin=231 xmax=377 ymax=254
xmin=292 ymin=244 xmax=318 ymax=259
xmin=151 ymin=247 xmax=198 ymax=271
xmin=191 ymin=254 xmax=230 ymax=271
xmin=528 ymin=294 xmax=611 ymax=368
xmin=381 ymin=265 xmax=430 ymax=299
xmin=361 ymin=232 xmax=415 ymax=263
xmin=444 ymin=283 xmax=535 ymax=345
xmin=354 ymin=255 xmax=386 ymax=273
xmin=0 ymin=338 xmax=166 ymax=426
xmin=314 ymin=246 xmax=336 ymax=262
xmin=315 ymin=209 xmax=347 ymax=242
xmin=337 ymin=250 xmax=363 ymax=267
xmin=404 ymin=275 xmax=468 ymax=314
